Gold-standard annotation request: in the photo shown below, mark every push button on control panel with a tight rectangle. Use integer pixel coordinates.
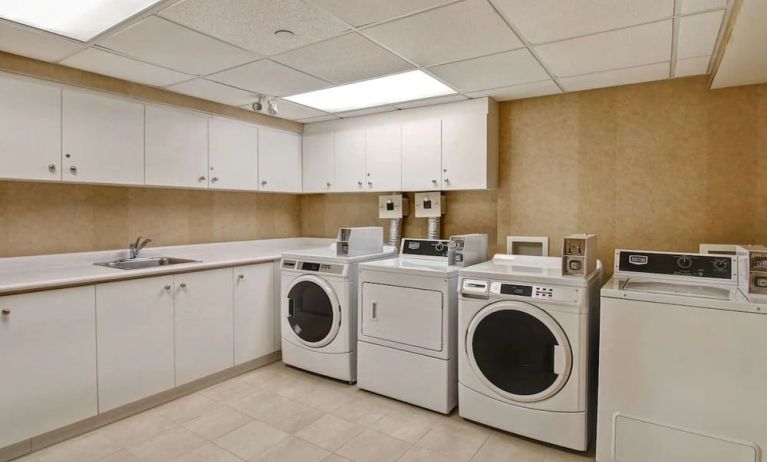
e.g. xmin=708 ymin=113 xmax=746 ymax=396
xmin=568 ymin=260 xmax=582 ymax=271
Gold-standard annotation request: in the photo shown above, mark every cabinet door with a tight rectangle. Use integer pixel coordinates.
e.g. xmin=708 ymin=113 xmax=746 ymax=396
xmin=96 ymin=276 xmax=175 ymax=412
xmin=441 ymin=113 xmax=488 ymax=190
xmin=402 ymin=118 xmax=442 ymax=191
xmin=174 ymin=268 xmax=234 ymax=384
xmin=302 ymin=132 xmax=334 ymax=193
xmin=334 ymin=129 xmax=366 ymax=192
xmin=365 ymin=124 xmax=402 ymax=192
xmin=62 ymin=90 xmax=144 ymax=185
xmin=0 ymin=74 xmax=61 ymax=181
xmin=209 ymin=117 xmax=259 ymax=191
xmin=0 ymin=286 xmax=97 ymax=448
xmin=233 ymin=263 xmax=275 ymax=365
xmin=145 ymin=105 xmax=209 ymax=189
xmin=259 ymin=129 xmax=302 ymax=192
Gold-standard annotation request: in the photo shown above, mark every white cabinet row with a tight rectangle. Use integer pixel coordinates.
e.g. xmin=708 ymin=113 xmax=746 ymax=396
xmin=0 ymin=263 xmax=277 ymax=449
xmin=0 ymin=74 xmax=302 ymax=192
xmin=302 ymin=105 xmax=498 ymax=192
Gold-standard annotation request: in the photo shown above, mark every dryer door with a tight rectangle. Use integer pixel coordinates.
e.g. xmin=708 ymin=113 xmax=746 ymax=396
xmin=285 ymin=275 xmax=341 ymax=348
xmin=466 ymin=301 xmax=572 ymax=403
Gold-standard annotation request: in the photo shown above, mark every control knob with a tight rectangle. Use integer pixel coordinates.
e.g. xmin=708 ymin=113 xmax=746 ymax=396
xmin=677 ymin=256 xmax=693 ymax=269
xmin=712 ymin=259 xmax=729 ymax=271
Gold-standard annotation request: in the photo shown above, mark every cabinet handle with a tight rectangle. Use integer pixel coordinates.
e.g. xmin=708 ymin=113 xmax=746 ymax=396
xmin=261 ymin=180 xmax=267 ymax=186
xmin=326 ymin=181 xmax=331 ymax=188
xmin=367 ymin=181 xmax=372 ymax=186
xmin=48 ymin=164 xmax=56 ymax=172
xmin=198 ymin=176 xmax=206 ymax=182
xmin=431 ymin=179 xmax=438 ymax=184
xmin=164 ymin=284 xmax=171 ymax=290
xmin=69 ymin=166 xmax=78 ymax=173
xmin=179 ymin=282 xmax=187 ymax=289
xmin=1 ymin=308 xmax=10 ymax=316
xmin=443 ymin=178 xmax=450 ymax=184
xmin=237 ymin=274 xmax=245 ymax=280
xmin=211 ymin=177 xmax=219 ymax=183
xmin=371 ymin=301 xmax=377 ymax=320
xmin=357 ymin=181 xmax=363 ymax=186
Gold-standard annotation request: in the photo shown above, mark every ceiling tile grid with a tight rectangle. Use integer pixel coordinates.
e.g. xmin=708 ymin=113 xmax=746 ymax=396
xmin=166 ymin=78 xmax=263 ymax=105
xmin=60 ymin=47 xmax=193 ymax=87
xmin=207 ymin=59 xmax=332 ymax=97
xmin=559 ymin=62 xmax=671 ymax=92
xmin=310 ymin=0 xmax=456 ymax=27
xmin=0 ymin=19 xmax=84 ymax=62
xmin=465 ymin=80 xmax=562 ymax=101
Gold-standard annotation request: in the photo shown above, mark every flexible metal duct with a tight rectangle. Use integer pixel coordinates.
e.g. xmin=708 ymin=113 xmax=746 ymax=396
xmin=388 ymin=218 xmax=402 ymax=248
xmin=427 ymin=217 xmax=441 ymax=240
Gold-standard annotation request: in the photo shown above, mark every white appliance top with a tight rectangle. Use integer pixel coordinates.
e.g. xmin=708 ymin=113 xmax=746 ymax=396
xmin=359 ymin=256 xmax=459 ymax=277
xmin=282 ymin=243 xmax=396 ymax=264
xmin=459 ymin=254 xmax=600 ymax=288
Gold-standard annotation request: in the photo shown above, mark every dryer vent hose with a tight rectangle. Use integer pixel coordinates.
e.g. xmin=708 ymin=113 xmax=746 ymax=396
xmin=388 ymin=218 xmax=402 ymax=249
xmin=427 ymin=217 xmax=441 ymax=240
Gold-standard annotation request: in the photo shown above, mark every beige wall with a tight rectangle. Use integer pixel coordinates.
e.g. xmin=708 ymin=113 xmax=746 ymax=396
xmin=0 ymin=181 xmax=301 ymax=257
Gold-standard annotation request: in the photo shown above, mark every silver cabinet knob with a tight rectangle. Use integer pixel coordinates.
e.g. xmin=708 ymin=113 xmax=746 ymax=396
xmin=164 ymin=284 xmax=171 ymax=290
xmin=1 ymin=308 xmax=10 ymax=315
xmin=179 ymin=282 xmax=187 ymax=289
xmin=431 ymin=179 xmax=438 ymax=184
xmin=198 ymin=176 xmax=206 ymax=182
xmin=367 ymin=181 xmax=372 ymax=186
xmin=261 ymin=180 xmax=267 ymax=186
xmin=211 ymin=177 xmax=219 ymax=183
xmin=237 ymin=274 xmax=245 ymax=280
xmin=443 ymin=178 xmax=450 ymax=183
xmin=69 ymin=166 xmax=77 ymax=173
xmin=326 ymin=181 xmax=331 ymax=187
xmin=48 ymin=164 xmax=56 ymax=172
xmin=357 ymin=181 xmax=363 ymax=186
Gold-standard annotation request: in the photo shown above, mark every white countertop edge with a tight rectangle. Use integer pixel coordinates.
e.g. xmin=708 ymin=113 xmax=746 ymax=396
xmin=0 ymin=237 xmax=334 ymax=295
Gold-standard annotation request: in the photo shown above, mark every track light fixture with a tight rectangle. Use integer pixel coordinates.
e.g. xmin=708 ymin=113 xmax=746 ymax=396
xmin=251 ymin=95 xmax=278 ymax=116
xmin=251 ymin=95 xmax=264 ymax=112
xmin=267 ymin=98 xmax=278 ymax=115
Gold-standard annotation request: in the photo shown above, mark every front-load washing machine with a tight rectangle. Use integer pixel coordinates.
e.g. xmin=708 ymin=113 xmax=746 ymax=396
xmin=356 ymin=236 xmax=487 ymax=413
xmin=597 ymin=250 xmax=767 ymax=462
xmin=280 ymin=244 xmax=395 ymax=382
xmin=458 ymin=255 xmax=602 ymax=451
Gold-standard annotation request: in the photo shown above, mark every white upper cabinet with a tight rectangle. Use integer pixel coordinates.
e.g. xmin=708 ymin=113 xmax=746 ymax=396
xmin=334 ymin=129 xmax=366 ymax=192
xmin=0 ymin=74 xmax=61 ymax=181
xmin=63 ymin=90 xmax=144 ymax=185
xmin=208 ymin=117 xmax=259 ymax=191
xmin=402 ymin=118 xmax=442 ymax=191
xmin=441 ymin=111 xmax=497 ymax=190
xmin=259 ymin=128 xmax=302 ymax=192
xmin=365 ymin=124 xmax=402 ymax=192
xmin=145 ymin=105 xmax=209 ymax=189
xmin=302 ymin=132 xmax=334 ymax=193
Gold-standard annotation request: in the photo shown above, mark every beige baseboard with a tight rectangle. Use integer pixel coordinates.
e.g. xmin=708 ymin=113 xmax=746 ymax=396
xmin=1 ymin=351 xmax=281 ymax=462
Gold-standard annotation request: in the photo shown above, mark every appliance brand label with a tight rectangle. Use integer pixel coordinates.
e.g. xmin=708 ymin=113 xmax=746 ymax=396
xmin=628 ymin=255 xmax=649 ymax=265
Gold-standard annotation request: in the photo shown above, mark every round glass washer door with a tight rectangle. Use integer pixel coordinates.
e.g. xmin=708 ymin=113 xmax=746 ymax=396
xmin=466 ymin=300 xmax=572 ymax=403
xmin=285 ymin=274 xmax=341 ymax=348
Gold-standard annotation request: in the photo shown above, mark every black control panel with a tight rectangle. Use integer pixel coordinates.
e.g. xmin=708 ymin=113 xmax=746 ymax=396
xmin=499 ymin=284 xmax=533 ymax=297
xmin=617 ymin=251 xmax=733 ymax=279
xmin=401 ymin=239 xmax=450 ymax=257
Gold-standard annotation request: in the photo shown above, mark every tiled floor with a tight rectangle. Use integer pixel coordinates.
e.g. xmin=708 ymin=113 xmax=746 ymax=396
xmin=15 ymin=362 xmax=596 ymax=462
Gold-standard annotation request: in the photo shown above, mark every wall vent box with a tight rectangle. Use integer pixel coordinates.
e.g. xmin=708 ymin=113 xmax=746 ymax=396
xmin=414 ymin=192 xmax=445 ymax=218
xmin=562 ymin=233 xmax=597 ymax=277
xmin=735 ymin=244 xmax=767 ymax=295
xmin=336 ymin=227 xmax=383 ymax=256
xmin=700 ymin=244 xmax=738 ymax=255
xmin=506 ymin=236 xmax=549 ymax=256
xmin=378 ymin=194 xmax=409 ymax=219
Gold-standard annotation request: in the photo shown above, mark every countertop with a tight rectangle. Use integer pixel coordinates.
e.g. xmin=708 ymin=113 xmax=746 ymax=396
xmin=0 ymin=238 xmax=334 ymax=295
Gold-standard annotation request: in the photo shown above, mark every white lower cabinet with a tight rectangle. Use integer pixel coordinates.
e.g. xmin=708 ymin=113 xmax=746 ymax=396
xmin=174 ymin=268 xmax=234 ymax=385
xmin=96 ymin=276 xmax=175 ymax=412
xmin=0 ymin=286 xmax=97 ymax=448
xmin=233 ymin=263 xmax=275 ymax=364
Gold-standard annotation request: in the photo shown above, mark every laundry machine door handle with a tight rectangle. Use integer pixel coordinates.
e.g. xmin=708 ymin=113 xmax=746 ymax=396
xmin=371 ymin=301 xmax=377 ymax=320
xmin=287 ymin=298 xmax=295 ymax=318
xmin=553 ymin=345 xmax=566 ymax=375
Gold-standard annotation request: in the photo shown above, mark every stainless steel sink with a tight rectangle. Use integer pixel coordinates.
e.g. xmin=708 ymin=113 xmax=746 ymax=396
xmin=95 ymin=256 xmax=199 ymax=270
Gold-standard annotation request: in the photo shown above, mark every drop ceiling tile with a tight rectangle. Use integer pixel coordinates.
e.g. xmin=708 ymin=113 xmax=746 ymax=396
xmin=60 ymin=48 xmax=192 ymax=87
xmin=559 ymin=62 xmax=670 ymax=92
xmin=535 ymin=21 xmax=672 ymax=77
xmin=677 ymin=10 xmax=724 ymax=60
xmin=98 ymin=16 xmax=256 ymax=75
xmin=208 ymin=59 xmax=330 ymax=97
xmin=363 ymin=0 xmax=523 ymax=67
xmin=166 ymin=78 xmax=261 ymax=105
xmin=260 ymin=99 xmax=329 ymax=120
xmin=675 ymin=55 xmax=710 ymax=77
xmin=312 ymin=0 xmax=454 ymax=27
xmin=394 ymin=93 xmax=467 ymax=109
xmin=491 ymin=0 xmax=672 ymax=44
xmin=678 ymin=0 xmax=726 ymax=14
xmin=466 ymin=80 xmax=561 ymax=101
xmin=338 ymin=105 xmax=399 ymax=118
xmin=158 ymin=0 xmax=348 ymax=56
xmin=273 ymin=33 xmax=412 ymax=84
xmin=298 ymin=114 xmax=340 ymax=123
xmin=428 ymin=49 xmax=549 ymax=92
xmin=0 ymin=20 xmax=83 ymax=61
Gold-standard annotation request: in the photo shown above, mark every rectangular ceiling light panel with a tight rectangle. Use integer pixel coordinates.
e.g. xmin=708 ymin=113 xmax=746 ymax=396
xmin=0 ymin=0 xmax=162 ymax=41
xmin=285 ymin=70 xmax=456 ymax=113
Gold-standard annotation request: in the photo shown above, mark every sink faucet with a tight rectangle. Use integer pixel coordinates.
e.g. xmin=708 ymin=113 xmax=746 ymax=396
xmin=129 ymin=236 xmax=152 ymax=259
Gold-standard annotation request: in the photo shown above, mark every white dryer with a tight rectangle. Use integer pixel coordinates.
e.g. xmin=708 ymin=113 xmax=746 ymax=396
xmin=280 ymin=245 xmax=395 ymax=383
xmin=458 ymin=255 xmax=602 ymax=451
xmin=597 ymin=250 xmax=767 ymax=462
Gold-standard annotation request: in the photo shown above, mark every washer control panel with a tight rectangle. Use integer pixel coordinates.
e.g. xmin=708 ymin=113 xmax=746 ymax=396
xmin=400 ymin=239 xmax=450 ymax=258
xmin=282 ymin=259 xmax=345 ymax=274
xmin=617 ymin=250 xmax=735 ymax=280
